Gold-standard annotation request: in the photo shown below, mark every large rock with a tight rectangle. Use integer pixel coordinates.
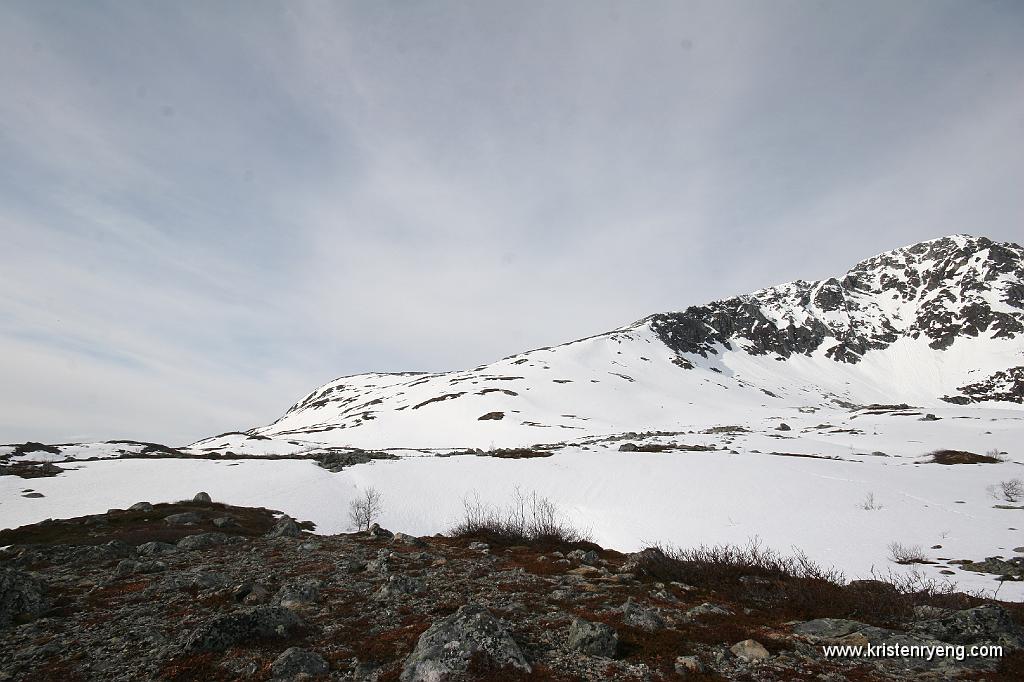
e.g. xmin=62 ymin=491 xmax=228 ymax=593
xmin=128 ymin=501 xmax=154 ymax=512
xmin=136 ymin=541 xmax=177 ymax=557
xmin=567 ymin=618 xmax=618 ymax=657
xmin=164 ymin=512 xmax=202 ymax=526
xmin=270 ymin=647 xmax=329 ymax=679
xmin=374 ymin=575 xmax=426 ymax=601
xmin=911 ymin=604 xmax=1024 ymax=649
xmin=273 ymin=579 xmax=322 ymax=609
xmin=176 ymin=532 xmax=236 ymax=551
xmin=793 ymin=618 xmax=869 ymax=639
xmin=267 ymin=515 xmax=301 ymax=538
xmin=183 ymin=606 xmax=304 ymax=652
xmin=192 ymin=491 xmax=212 ymax=504
xmin=621 ymin=598 xmax=665 ymax=632
xmin=400 ymin=604 xmax=530 ymax=681
xmin=730 ymin=639 xmax=770 ymax=661
xmin=0 ymin=568 xmax=47 ymax=627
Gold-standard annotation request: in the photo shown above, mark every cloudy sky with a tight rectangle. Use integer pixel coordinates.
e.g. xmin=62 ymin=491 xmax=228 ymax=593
xmin=2 ymin=1 xmax=1022 ymax=444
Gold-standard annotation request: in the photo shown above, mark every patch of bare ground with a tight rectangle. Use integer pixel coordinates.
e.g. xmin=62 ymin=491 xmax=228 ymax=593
xmin=929 ymin=449 xmax=1003 ymax=465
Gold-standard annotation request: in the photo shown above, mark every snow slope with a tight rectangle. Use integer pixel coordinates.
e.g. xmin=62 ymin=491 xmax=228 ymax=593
xmin=243 ymin=235 xmax=1023 ymax=450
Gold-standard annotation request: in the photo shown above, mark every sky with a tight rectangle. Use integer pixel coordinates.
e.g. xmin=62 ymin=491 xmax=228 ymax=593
xmin=2 ymin=0 xmax=1022 ymax=445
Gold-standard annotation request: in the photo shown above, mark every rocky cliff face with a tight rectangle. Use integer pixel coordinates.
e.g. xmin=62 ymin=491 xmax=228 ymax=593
xmin=646 ymin=235 xmax=1023 ymax=364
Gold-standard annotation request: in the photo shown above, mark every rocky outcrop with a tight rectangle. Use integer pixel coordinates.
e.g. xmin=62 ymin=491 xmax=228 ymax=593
xmin=0 ymin=568 xmax=47 ymax=628
xmin=400 ymin=604 xmax=531 ymax=681
xmin=183 ymin=606 xmax=305 ymax=652
xmin=648 ymin=236 xmax=1024 ymax=365
xmin=1 ymin=501 xmax=1022 ymax=681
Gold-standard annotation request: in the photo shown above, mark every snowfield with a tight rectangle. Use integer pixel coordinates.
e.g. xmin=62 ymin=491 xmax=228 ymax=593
xmin=3 ymin=405 xmax=1023 ymax=601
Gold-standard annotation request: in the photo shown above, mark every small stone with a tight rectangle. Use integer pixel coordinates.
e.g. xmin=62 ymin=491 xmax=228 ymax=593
xmin=212 ymin=516 xmax=238 ymax=529
xmin=128 ymin=502 xmax=154 ymax=512
xmin=674 ymin=655 xmax=706 ymax=675
xmin=730 ymin=639 xmax=770 ymax=661
xmin=468 ymin=542 xmax=490 ymax=551
xmin=776 ymin=423 xmax=791 ymax=431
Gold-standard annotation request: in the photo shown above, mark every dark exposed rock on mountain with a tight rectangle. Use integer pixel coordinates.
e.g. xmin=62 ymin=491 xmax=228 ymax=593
xmin=647 ymin=236 xmax=1023 ymax=365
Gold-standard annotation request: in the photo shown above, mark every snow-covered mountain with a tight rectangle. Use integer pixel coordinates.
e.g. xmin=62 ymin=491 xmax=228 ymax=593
xmin=7 ymin=235 xmax=1024 ymax=600
xmin=235 ymin=235 xmax=1020 ymax=450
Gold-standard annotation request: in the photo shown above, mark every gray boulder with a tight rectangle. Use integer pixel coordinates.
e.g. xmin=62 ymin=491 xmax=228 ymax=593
xmin=113 ymin=559 xmax=166 ymax=578
xmin=271 ymin=647 xmax=329 ymax=679
xmin=273 ymin=579 xmax=322 ymax=609
xmin=684 ymin=602 xmax=734 ymax=621
xmin=566 ymin=549 xmax=600 ymax=565
xmin=374 ymin=575 xmax=426 ymax=601
xmin=176 ymin=532 xmax=235 ymax=551
xmin=0 ymin=568 xmax=47 ymax=628
xmin=213 ymin=516 xmax=239 ymax=529
xmin=621 ymin=598 xmax=665 ymax=632
xmin=911 ymin=604 xmax=1024 ymax=649
xmin=128 ymin=501 xmax=154 ymax=512
xmin=731 ymin=639 xmax=770 ymax=661
xmin=567 ymin=618 xmax=618 ymax=657
xmin=183 ymin=606 xmax=304 ymax=652
xmin=164 ymin=512 xmax=202 ymax=526
xmin=267 ymin=515 xmax=301 ymax=538
xmin=400 ymin=604 xmax=530 ymax=681
xmin=193 ymin=491 xmax=212 ymax=503
xmin=393 ymin=532 xmax=427 ymax=547
xmin=136 ymin=541 xmax=177 ymax=557
xmin=793 ymin=618 xmax=869 ymax=639
xmin=368 ymin=523 xmax=394 ymax=540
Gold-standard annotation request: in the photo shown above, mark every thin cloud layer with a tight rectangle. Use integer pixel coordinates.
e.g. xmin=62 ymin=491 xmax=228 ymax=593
xmin=2 ymin=1 xmax=1022 ymax=444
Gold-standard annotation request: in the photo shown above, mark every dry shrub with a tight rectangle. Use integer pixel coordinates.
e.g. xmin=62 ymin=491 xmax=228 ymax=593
xmin=449 ymin=489 xmax=593 ymax=549
xmin=629 ymin=539 xmax=985 ymax=627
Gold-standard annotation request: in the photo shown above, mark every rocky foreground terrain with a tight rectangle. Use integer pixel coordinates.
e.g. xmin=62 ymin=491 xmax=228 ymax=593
xmin=1 ymin=495 xmax=1023 ymax=681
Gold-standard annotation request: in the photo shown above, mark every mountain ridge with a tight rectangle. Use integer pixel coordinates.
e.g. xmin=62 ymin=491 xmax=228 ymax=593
xmin=227 ymin=234 xmax=1023 ymax=449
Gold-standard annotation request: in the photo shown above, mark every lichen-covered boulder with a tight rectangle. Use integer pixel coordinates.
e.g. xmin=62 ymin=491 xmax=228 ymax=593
xmin=400 ymin=604 xmax=530 ymax=681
